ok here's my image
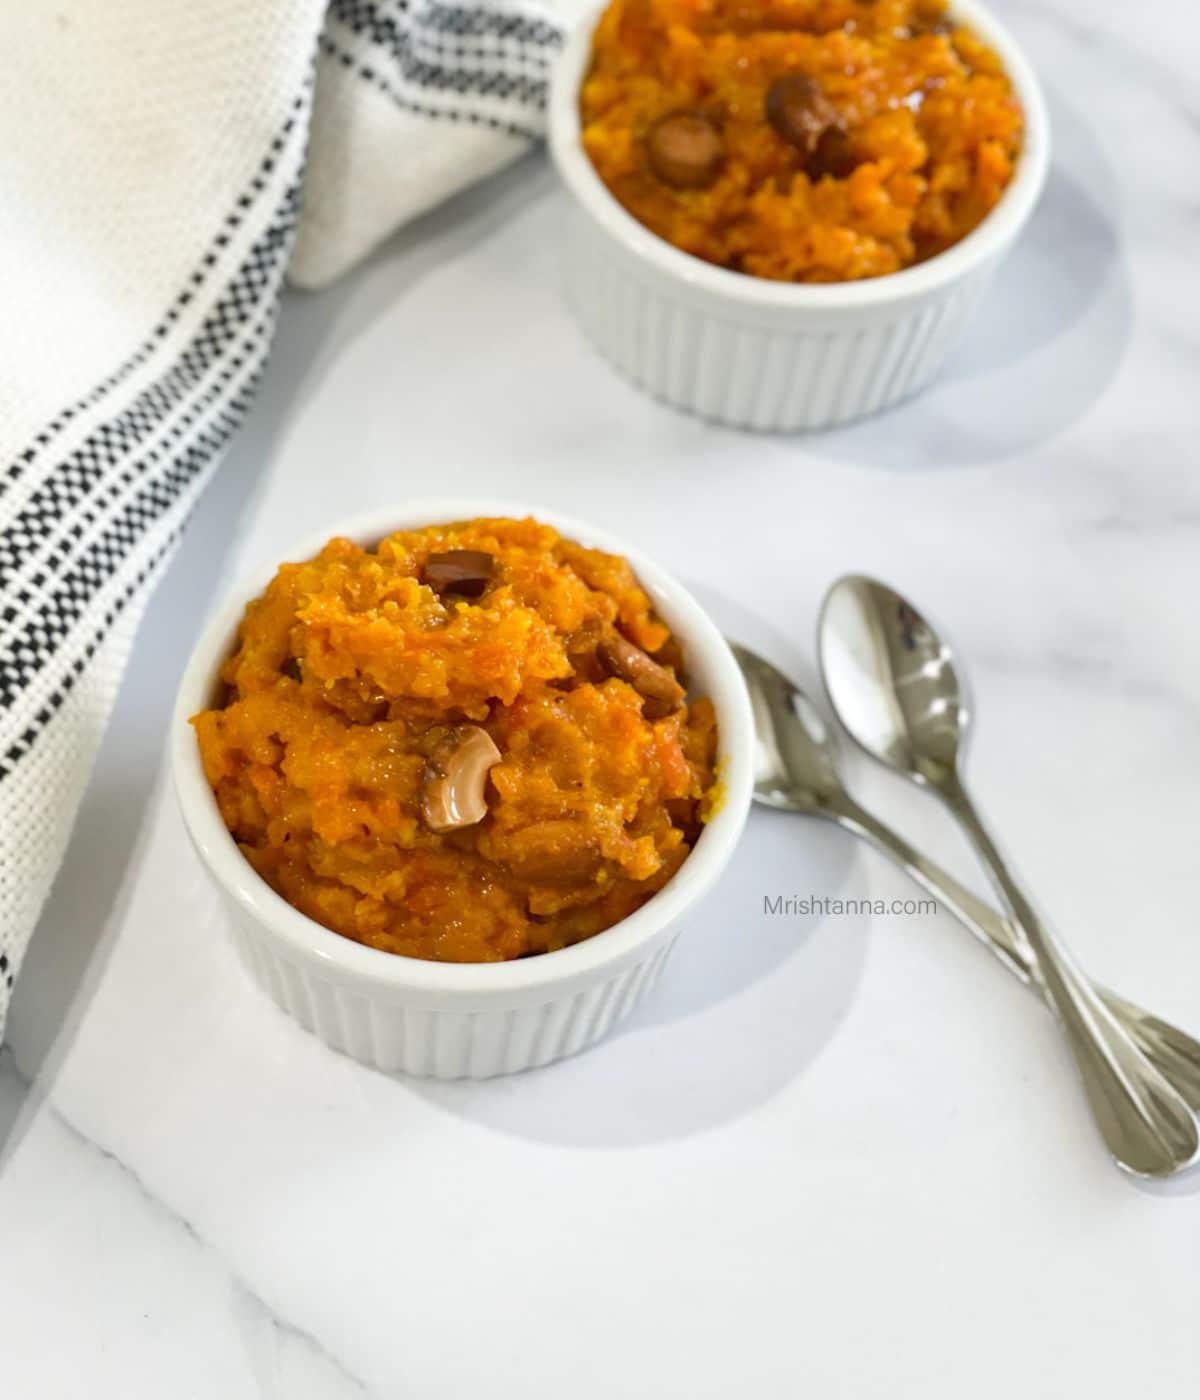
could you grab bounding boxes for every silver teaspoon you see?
[817,577,1199,1179]
[733,643,1200,1115]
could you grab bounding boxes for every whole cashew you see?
[421,726,502,833]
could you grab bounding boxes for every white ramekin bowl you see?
[172,503,754,1079]
[548,0,1049,432]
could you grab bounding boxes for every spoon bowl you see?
[732,643,845,815]
[818,575,968,792]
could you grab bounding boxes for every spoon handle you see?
[940,780,1199,1179]
[838,800,1034,982]
[836,800,1200,1110]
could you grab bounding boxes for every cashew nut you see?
[423,550,496,599]
[421,725,502,833]
[597,632,686,718]
[646,111,724,190]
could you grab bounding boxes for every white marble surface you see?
[4,2,1200,1394]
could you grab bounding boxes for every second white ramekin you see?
[548,0,1050,432]
[172,503,754,1079]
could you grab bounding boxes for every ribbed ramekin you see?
[548,0,1049,432]
[172,503,753,1079]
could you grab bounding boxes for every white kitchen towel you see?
[0,0,567,1038]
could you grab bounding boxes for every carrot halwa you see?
[192,519,719,963]
[580,0,1025,281]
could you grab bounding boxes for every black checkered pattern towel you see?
[0,0,567,1038]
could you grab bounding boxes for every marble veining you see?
[0,1051,370,1398]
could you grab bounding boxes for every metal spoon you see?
[816,577,1199,1179]
[734,642,1200,1115]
